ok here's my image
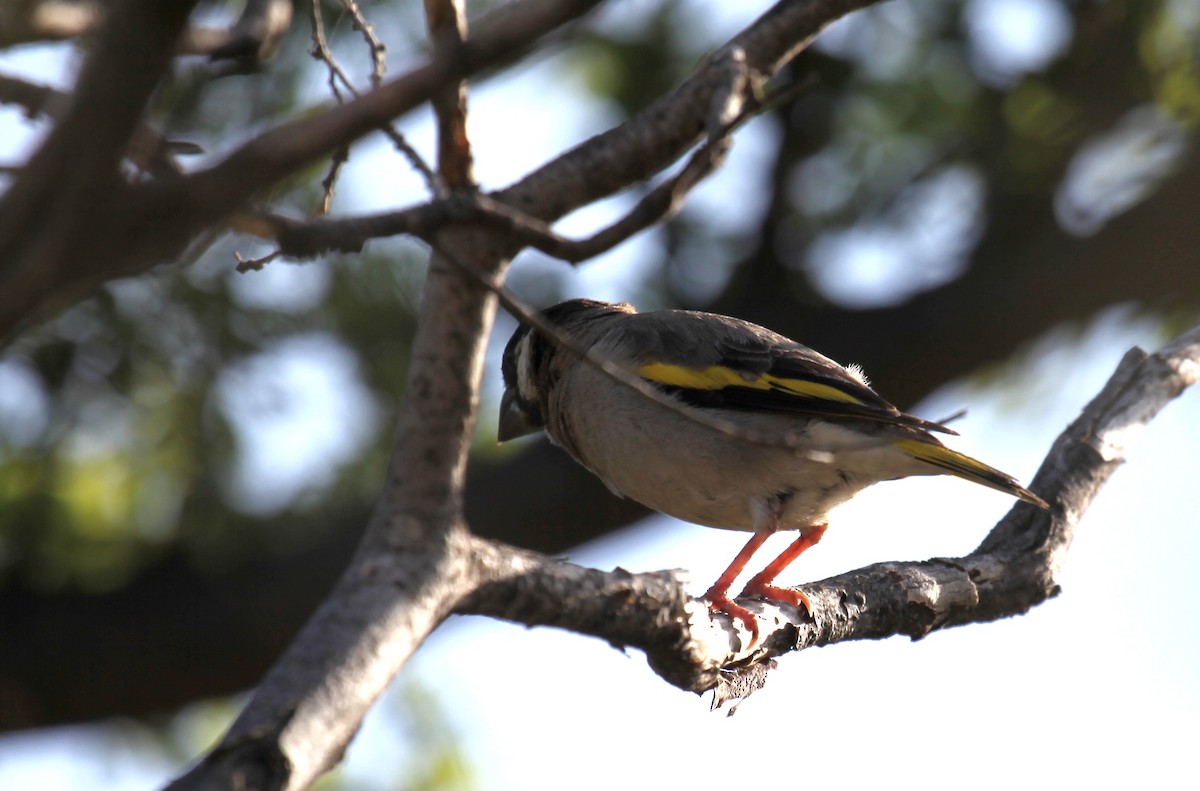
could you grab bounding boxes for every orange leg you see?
[702,530,773,643]
[738,522,828,615]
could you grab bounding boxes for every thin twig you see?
[342,0,388,88]
[309,0,348,103]
[425,0,475,191]
[308,0,439,199]
[235,249,282,272]
[306,3,355,213]
[319,144,351,215]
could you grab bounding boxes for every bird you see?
[497,298,1049,646]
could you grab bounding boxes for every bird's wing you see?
[614,310,956,434]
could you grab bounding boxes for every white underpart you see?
[515,333,540,403]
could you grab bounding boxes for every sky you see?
[1,0,1198,789]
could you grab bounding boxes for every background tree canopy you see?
[0,0,1197,788]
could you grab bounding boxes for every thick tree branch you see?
[0,0,198,335]
[458,324,1200,707]
[166,263,501,791]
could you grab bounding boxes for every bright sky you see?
[2,0,1198,789]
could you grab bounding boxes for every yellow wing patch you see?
[636,362,864,404]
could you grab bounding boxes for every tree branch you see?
[0,0,198,334]
[240,46,760,265]
[0,0,606,340]
[165,254,502,791]
[458,324,1200,708]
[425,0,475,191]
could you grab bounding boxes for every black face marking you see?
[501,300,635,434]
[501,326,545,425]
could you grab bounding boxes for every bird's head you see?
[498,299,634,442]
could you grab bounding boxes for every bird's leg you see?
[702,530,771,647]
[701,498,785,647]
[703,530,770,602]
[738,522,828,615]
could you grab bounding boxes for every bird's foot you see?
[738,580,813,617]
[703,589,761,649]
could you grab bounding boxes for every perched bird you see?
[498,299,1048,645]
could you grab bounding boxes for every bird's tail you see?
[892,438,1049,509]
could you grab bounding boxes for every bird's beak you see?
[498,388,541,442]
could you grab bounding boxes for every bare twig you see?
[309,0,353,103]
[234,249,282,272]
[318,145,351,216]
[308,0,439,197]
[381,120,442,195]
[342,0,388,88]
[307,0,354,210]
[425,0,475,191]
